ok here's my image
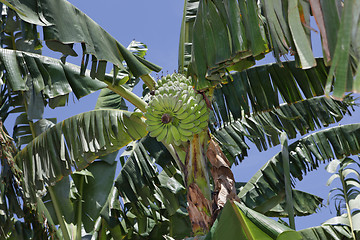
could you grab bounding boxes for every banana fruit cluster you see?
[145,74,209,145]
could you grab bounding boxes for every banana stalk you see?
[185,131,212,235]
[165,130,240,236]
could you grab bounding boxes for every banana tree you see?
[1,0,360,239]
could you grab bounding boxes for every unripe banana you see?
[145,73,210,145]
[180,134,190,143]
[146,123,162,132]
[170,125,181,142]
[165,126,174,145]
[173,100,184,112]
[156,125,168,142]
[179,122,196,130]
[180,114,196,124]
[196,111,209,122]
[149,125,164,138]
[145,119,163,127]
[176,108,191,120]
[198,121,208,129]
[177,104,190,116]
[145,112,162,122]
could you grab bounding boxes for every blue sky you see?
[4,0,360,232]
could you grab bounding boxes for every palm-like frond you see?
[187,0,359,99]
[0,48,125,149]
[41,158,118,233]
[0,48,112,144]
[15,109,147,202]
[6,0,161,80]
[212,59,329,121]
[236,184,323,217]
[238,124,360,212]
[0,7,41,53]
[98,136,190,239]
[212,95,353,163]
[298,225,354,240]
[0,48,107,98]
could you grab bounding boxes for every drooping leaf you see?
[189,0,313,89]
[298,224,353,240]
[0,48,107,99]
[188,0,360,98]
[325,0,360,99]
[178,0,199,73]
[6,0,161,80]
[14,109,147,203]
[212,59,330,122]
[0,7,41,53]
[253,189,323,217]
[191,0,269,89]
[42,176,74,225]
[72,160,117,233]
[212,95,353,163]
[260,0,293,62]
[99,136,190,239]
[236,181,323,218]
[238,124,360,213]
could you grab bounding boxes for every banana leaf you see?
[212,95,354,163]
[178,0,199,72]
[0,7,41,53]
[298,224,354,240]
[239,124,360,212]
[99,136,190,239]
[188,0,360,99]
[212,59,329,122]
[0,48,107,98]
[5,0,161,80]
[14,109,147,203]
[203,201,301,240]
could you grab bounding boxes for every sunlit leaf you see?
[15,110,147,202]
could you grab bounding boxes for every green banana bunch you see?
[145,74,209,145]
